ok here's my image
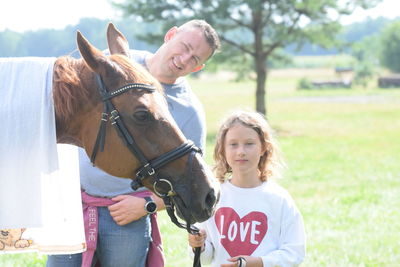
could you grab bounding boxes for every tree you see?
[0,30,21,57]
[380,21,400,73]
[114,0,379,115]
[351,35,379,88]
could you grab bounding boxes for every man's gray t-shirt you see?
[79,50,206,197]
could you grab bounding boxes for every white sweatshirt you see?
[195,180,306,267]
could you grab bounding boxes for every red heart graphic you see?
[214,207,268,257]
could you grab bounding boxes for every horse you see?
[1,23,218,225]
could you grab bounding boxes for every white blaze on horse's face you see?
[71,23,219,223]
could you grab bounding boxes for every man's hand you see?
[108,195,147,225]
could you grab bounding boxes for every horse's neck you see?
[53,57,96,145]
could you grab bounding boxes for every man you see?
[47,20,220,267]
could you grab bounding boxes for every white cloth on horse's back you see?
[0,57,57,228]
[0,57,86,254]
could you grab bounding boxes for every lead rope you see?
[187,151,202,267]
[193,247,202,267]
[162,199,201,267]
[158,150,202,267]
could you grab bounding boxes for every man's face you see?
[160,27,213,79]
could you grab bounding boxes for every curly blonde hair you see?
[213,110,285,183]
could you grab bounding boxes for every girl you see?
[188,111,306,267]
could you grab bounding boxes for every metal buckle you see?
[148,166,155,176]
[110,110,120,121]
[101,112,109,122]
[136,163,155,179]
[143,163,155,176]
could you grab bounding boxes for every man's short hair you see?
[178,20,221,59]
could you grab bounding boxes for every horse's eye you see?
[133,110,152,122]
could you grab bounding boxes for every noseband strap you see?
[135,141,201,181]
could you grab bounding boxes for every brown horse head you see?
[53,23,219,223]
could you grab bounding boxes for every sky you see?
[0,0,120,32]
[0,0,398,32]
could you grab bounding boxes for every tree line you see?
[0,16,396,58]
[0,18,158,57]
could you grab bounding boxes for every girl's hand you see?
[188,228,207,251]
[221,256,263,267]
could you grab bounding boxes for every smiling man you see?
[146,20,218,83]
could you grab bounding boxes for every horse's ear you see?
[107,23,130,57]
[77,31,108,74]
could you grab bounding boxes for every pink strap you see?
[81,191,164,267]
[147,212,165,267]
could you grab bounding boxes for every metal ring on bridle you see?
[153,178,176,197]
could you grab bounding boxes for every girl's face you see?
[224,123,264,177]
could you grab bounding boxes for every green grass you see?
[0,253,46,267]
[163,73,400,266]
[2,70,400,266]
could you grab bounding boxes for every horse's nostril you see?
[205,189,217,209]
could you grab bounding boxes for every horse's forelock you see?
[53,56,89,123]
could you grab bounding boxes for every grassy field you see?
[1,68,399,266]
[164,71,400,267]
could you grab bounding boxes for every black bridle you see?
[90,74,202,266]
